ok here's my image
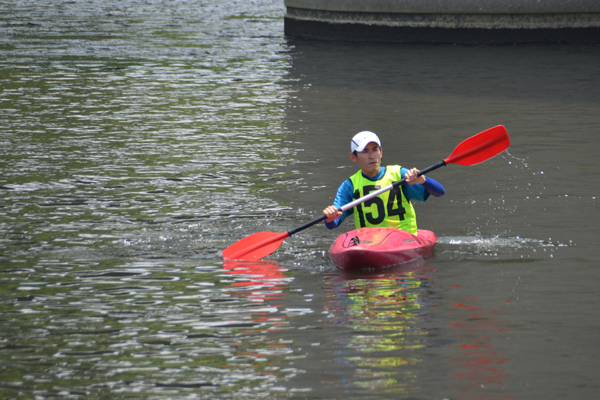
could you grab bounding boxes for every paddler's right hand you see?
[323,205,342,223]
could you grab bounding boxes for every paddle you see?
[223,125,510,261]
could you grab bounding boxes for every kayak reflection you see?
[323,263,515,399]
[321,260,430,394]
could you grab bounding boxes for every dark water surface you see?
[1,1,599,399]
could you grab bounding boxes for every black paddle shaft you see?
[287,160,447,237]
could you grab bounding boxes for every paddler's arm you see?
[421,176,445,197]
[402,167,445,201]
[323,179,354,229]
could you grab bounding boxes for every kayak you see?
[329,228,437,270]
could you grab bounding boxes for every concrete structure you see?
[284,0,600,43]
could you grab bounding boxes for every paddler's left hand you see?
[405,168,426,185]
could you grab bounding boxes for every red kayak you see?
[329,228,437,270]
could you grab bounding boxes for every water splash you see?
[437,234,571,260]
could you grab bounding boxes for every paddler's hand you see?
[405,168,426,185]
[323,205,342,223]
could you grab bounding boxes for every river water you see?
[1,1,599,399]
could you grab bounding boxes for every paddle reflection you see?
[447,287,516,397]
[322,261,430,393]
[222,260,289,301]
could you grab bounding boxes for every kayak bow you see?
[329,228,437,270]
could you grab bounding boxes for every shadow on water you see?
[273,38,600,399]
[279,39,599,251]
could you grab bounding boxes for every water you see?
[1,1,599,399]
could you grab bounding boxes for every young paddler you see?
[322,131,445,234]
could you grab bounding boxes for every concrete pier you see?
[284,0,600,43]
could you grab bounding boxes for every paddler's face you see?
[350,142,382,177]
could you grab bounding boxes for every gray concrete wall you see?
[285,0,600,14]
[284,0,600,43]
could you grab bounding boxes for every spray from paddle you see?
[223,125,510,261]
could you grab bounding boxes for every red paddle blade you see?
[222,231,290,261]
[444,125,510,166]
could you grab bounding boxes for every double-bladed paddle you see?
[223,125,510,261]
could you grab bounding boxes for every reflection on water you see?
[308,263,518,400]
[0,257,307,398]
[0,0,294,264]
[447,288,515,395]
[0,0,313,398]
[223,260,289,299]
[320,265,428,396]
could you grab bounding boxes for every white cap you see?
[351,131,381,152]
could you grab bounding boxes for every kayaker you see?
[322,131,445,235]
